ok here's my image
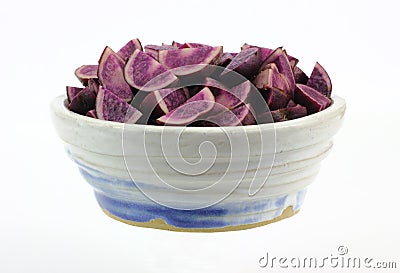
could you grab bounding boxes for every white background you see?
[1,0,399,272]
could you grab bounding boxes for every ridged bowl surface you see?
[51,95,346,232]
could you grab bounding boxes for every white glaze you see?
[51,95,346,227]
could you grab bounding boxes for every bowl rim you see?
[51,94,346,133]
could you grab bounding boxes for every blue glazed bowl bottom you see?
[97,195,300,232]
[78,162,306,232]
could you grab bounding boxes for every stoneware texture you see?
[51,95,346,232]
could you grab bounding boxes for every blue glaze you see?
[73,158,305,229]
[275,195,288,208]
[95,192,227,228]
[294,189,307,211]
[79,167,138,192]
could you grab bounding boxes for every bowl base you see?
[101,206,299,232]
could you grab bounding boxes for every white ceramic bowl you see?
[51,95,346,232]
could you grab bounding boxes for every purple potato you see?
[124,49,178,92]
[68,87,96,115]
[86,109,97,118]
[117,38,143,62]
[208,103,255,126]
[216,80,251,110]
[306,62,332,98]
[140,87,189,119]
[219,52,238,67]
[263,62,279,74]
[286,99,296,107]
[223,47,262,79]
[66,86,83,102]
[253,65,290,95]
[282,49,299,69]
[273,73,290,94]
[204,77,228,93]
[241,44,274,63]
[243,44,298,68]
[289,58,298,69]
[259,47,296,96]
[67,39,334,125]
[96,87,142,123]
[253,69,272,90]
[205,78,251,110]
[178,42,211,49]
[156,87,215,125]
[158,46,223,75]
[171,41,183,48]
[74,65,98,86]
[144,44,177,60]
[271,104,307,122]
[255,111,274,124]
[88,78,100,94]
[294,84,331,114]
[262,87,291,110]
[293,66,309,84]
[98,46,133,101]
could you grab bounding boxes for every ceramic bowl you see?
[51,95,346,232]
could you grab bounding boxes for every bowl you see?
[51,94,346,232]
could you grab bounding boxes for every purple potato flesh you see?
[289,58,298,69]
[294,84,331,114]
[215,80,251,110]
[124,49,178,92]
[88,78,100,94]
[224,47,262,79]
[158,46,223,75]
[66,40,334,124]
[140,88,188,118]
[241,44,274,63]
[240,105,256,125]
[205,78,251,109]
[66,86,83,102]
[286,99,296,107]
[185,86,215,103]
[204,77,228,98]
[253,69,272,89]
[219,52,238,67]
[144,44,177,60]
[283,49,299,69]
[273,73,290,94]
[177,42,211,49]
[254,68,289,90]
[86,109,97,118]
[98,46,133,101]
[156,87,215,125]
[117,38,143,62]
[146,44,177,51]
[177,43,190,49]
[243,44,297,67]
[208,103,255,126]
[96,87,142,123]
[293,66,309,84]
[205,77,228,91]
[271,104,307,122]
[256,111,274,124]
[74,65,98,86]
[263,62,279,74]
[262,87,291,110]
[307,62,332,97]
[253,65,290,95]
[171,41,182,48]
[68,87,96,115]
[259,47,296,96]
